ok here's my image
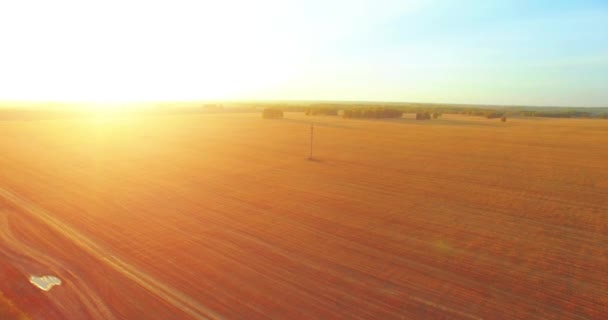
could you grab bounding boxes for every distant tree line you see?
[460,109,488,116]
[305,107,338,116]
[484,111,505,119]
[416,112,431,120]
[250,103,608,120]
[343,108,403,119]
[262,108,284,119]
[519,110,594,118]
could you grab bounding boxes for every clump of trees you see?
[262,108,284,119]
[432,112,442,119]
[485,111,505,119]
[305,107,338,116]
[520,110,593,118]
[343,108,403,119]
[461,109,487,116]
[416,112,431,120]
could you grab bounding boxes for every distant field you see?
[0,112,607,319]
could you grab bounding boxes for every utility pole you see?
[308,123,314,160]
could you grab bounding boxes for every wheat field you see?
[0,112,607,319]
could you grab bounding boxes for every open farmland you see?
[0,112,607,319]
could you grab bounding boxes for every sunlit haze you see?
[1,0,607,106]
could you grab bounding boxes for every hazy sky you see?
[1,0,607,106]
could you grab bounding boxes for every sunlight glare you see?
[0,0,300,103]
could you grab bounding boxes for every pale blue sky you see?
[0,0,606,106]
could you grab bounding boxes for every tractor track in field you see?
[0,212,117,320]
[0,186,224,320]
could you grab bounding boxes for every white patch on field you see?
[29,275,62,291]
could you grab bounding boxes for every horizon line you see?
[1,99,607,109]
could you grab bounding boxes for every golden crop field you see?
[0,112,607,319]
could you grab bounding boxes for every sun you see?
[0,0,301,105]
